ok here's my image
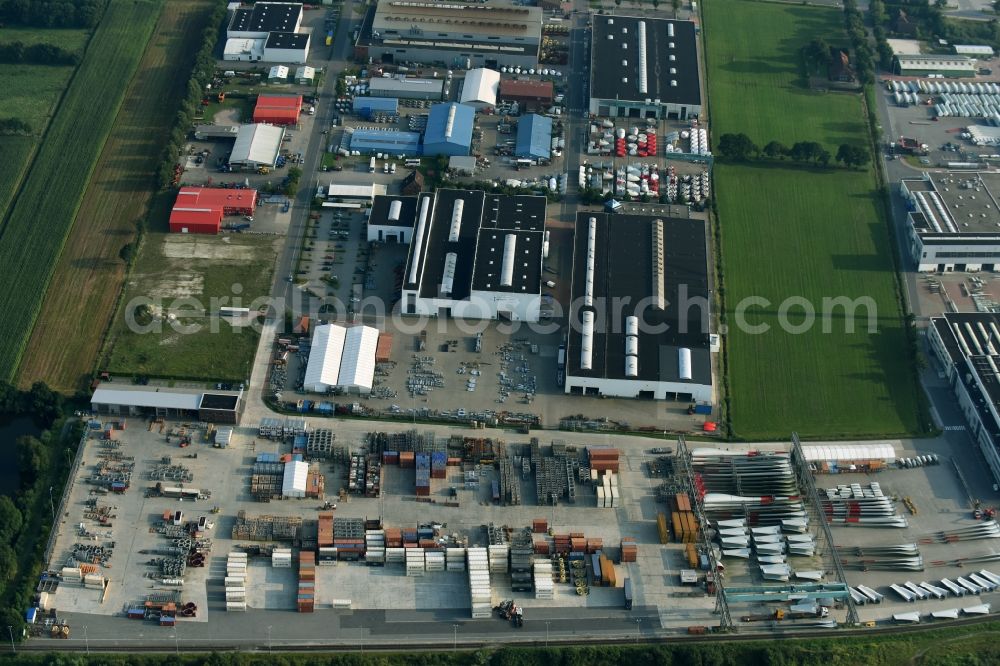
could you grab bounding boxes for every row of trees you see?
[843,0,875,85]
[0,117,31,136]
[0,41,79,65]
[0,0,105,28]
[717,133,871,168]
[156,0,230,189]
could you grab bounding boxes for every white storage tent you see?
[337,325,380,393]
[459,68,500,109]
[304,324,346,392]
[282,460,308,498]
[800,443,897,464]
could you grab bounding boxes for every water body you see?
[0,416,41,496]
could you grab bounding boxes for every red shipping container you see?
[534,541,551,554]
[532,519,548,533]
[415,485,430,496]
[400,452,415,468]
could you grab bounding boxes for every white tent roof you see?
[269,64,289,79]
[460,68,500,106]
[800,443,896,463]
[304,324,346,390]
[230,123,284,166]
[296,65,316,80]
[282,461,308,496]
[338,326,379,391]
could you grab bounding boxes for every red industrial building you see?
[252,94,303,125]
[499,80,554,113]
[168,187,257,234]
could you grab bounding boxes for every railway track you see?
[14,613,1000,654]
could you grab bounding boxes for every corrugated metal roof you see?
[460,68,500,106]
[91,387,202,411]
[515,113,552,160]
[304,324,346,390]
[353,97,399,113]
[349,129,422,155]
[326,183,387,199]
[230,124,284,166]
[423,103,474,155]
[338,326,379,391]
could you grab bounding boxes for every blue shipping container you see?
[693,404,713,415]
[591,554,602,583]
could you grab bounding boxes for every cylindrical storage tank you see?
[625,356,638,378]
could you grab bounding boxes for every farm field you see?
[17,0,220,392]
[0,29,90,232]
[704,0,923,438]
[105,233,280,383]
[0,0,163,382]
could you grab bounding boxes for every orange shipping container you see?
[375,332,393,363]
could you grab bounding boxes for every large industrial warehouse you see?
[229,123,285,170]
[168,186,257,234]
[357,1,542,69]
[90,384,244,423]
[564,212,713,401]
[225,2,310,64]
[252,94,303,125]
[304,324,381,394]
[399,189,547,322]
[423,103,475,157]
[928,312,1000,485]
[899,172,1000,272]
[589,16,702,120]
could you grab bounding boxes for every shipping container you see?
[624,578,633,609]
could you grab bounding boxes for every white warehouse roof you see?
[327,183,387,199]
[282,460,308,498]
[460,68,500,107]
[337,325,379,392]
[230,123,284,166]
[224,37,264,59]
[91,387,201,411]
[800,443,897,464]
[304,323,347,392]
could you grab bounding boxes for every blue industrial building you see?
[515,114,552,161]
[350,129,422,156]
[353,97,399,118]
[422,103,474,157]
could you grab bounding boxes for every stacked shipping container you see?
[431,451,447,479]
[620,537,637,562]
[588,447,621,473]
[298,551,315,612]
[415,452,431,495]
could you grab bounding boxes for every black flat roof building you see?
[565,212,711,400]
[265,31,309,50]
[229,2,303,36]
[589,16,702,120]
[369,195,419,228]
[400,189,547,321]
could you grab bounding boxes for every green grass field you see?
[105,233,280,382]
[705,0,924,439]
[0,27,91,53]
[0,0,163,381]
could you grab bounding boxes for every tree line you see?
[0,380,72,640]
[0,117,31,136]
[0,41,79,65]
[717,133,871,169]
[0,0,106,29]
[156,0,230,190]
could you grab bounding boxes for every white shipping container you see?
[226,601,247,611]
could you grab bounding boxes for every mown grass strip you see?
[0,0,164,381]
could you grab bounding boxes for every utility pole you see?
[7,626,15,653]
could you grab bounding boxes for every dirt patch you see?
[16,0,220,392]
[161,236,260,261]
